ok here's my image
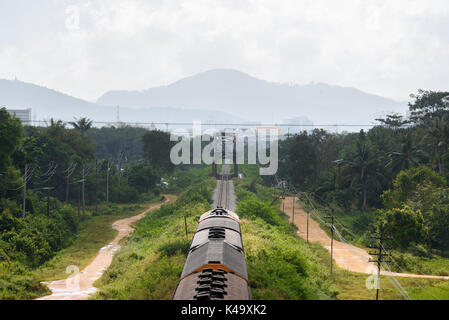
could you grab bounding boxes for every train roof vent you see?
[194,269,228,300]
[211,208,228,216]
[209,227,226,239]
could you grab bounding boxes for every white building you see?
[6,108,32,125]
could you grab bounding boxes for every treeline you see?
[276,90,449,254]
[0,110,174,271]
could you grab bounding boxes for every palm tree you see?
[69,117,93,136]
[386,131,426,175]
[425,114,449,174]
[340,132,383,210]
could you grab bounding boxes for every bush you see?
[238,199,283,226]
[0,262,49,300]
[111,185,139,203]
[0,199,79,268]
[382,166,446,209]
[158,240,191,257]
[377,206,427,249]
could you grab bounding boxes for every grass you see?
[0,200,161,300]
[236,171,449,300]
[88,165,449,301]
[240,217,337,299]
[34,202,155,282]
[333,269,449,300]
[299,195,449,278]
[91,179,215,300]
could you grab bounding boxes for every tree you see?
[409,89,449,123]
[128,163,158,193]
[0,108,23,173]
[381,165,446,209]
[406,184,449,252]
[386,131,426,175]
[142,130,175,173]
[424,114,449,174]
[286,132,316,189]
[69,117,93,136]
[377,206,427,249]
[376,113,410,131]
[340,131,383,210]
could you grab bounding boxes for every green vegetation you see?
[35,203,151,282]
[92,179,215,299]
[333,270,449,300]
[0,109,173,299]
[0,202,155,300]
[276,91,449,276]
[234,170,337,299]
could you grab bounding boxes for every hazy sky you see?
[0,0,448,102]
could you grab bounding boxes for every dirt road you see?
[281,197,449,280]
[36,197,172,300]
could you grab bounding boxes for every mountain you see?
[0,78,245,124]
[97,69,408,124]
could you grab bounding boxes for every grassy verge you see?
[91,179,215,300]
[236,167,449,300]
[234,170,337,299]
[333,270,449,300]
[299,194,449,277]
[0,200,159,300]
[34,202,155,282]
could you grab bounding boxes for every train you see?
[172,207,251,300]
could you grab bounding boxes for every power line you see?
[22,119,385,128]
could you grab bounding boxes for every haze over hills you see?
[0,69,408,127]
[98,69,408,125]
[0,78,246,125]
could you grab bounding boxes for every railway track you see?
[217,172,229,209]
[173,164,250,300]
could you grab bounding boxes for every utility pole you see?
[184,216,188,238]
[292,193,295,224]
[2,173,7,198]
[22,164,28,218]
[325,208,335,275]
[65,162,76,202]
[306,210,310,243]
[369,228,391,301]
[117,150,123,188]
[282,193,285,212]
[82,165,86,220]
[106,160,110,204]
[95,159,98,216]
[66,167,70,202]
[78,181,81,218]
[42,187,55,217]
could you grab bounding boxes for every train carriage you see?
[173,208,251,300]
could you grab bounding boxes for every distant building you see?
[6,108,32,125]
[282,116,314,136]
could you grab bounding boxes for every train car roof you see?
[200,208,240,222]
[173,269,251,300]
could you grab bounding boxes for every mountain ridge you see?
[1,69,407,125]
[97,69,407,124]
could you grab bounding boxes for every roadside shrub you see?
[238,199,283,226]
[0,262,49,300]
[111,185,139,203]
[377,206,427,249]
[158,240,190,257]
[0,200,79,268]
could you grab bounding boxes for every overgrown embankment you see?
[234,174,337,300]
[0,202,154,300]
[92,179,215,299]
